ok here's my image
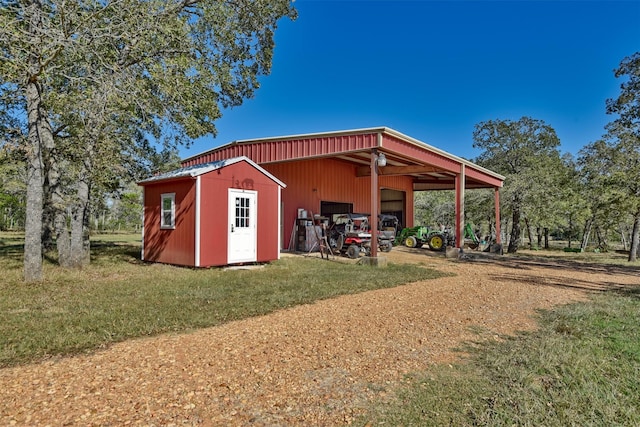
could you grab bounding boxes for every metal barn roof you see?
[181,127,504,191]
[139,156,286,188]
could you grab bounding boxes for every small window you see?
[161,193,175,229]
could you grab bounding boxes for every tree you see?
[604,52,640,262]
[576,140,619,251]
[414,191,454,227]
[473,117,562,253]
[519,152,577,249]
[556,153,589,249]
[0,0,297,280]
[0,148,25,230]
[466,189,495,235]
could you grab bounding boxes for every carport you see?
[181,127,505,258]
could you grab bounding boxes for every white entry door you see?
[228,189,257,264]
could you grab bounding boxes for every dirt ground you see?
[1,247,638,426]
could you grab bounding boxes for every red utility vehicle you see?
[328,213,394,258]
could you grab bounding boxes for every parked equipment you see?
[395,226,451,251]
[378,214,400,242]
[396,223,485,251]
[328,213,395,258]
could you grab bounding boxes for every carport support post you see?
[370,150,379,258]
[455,164,465,248]
[494,187,501,244]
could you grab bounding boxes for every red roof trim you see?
[180,127,504,188]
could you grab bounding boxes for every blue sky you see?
[182,0,640,161]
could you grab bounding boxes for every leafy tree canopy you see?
[473,116,562,252]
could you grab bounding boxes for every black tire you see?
[404,235,419,248]
[380,241,393,252]
[337,234,345,251]
[346,244,360,259]
[428,233,445,251]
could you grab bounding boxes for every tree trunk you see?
[508,206,521,253]
[24,80,45,282]
[567,214,573,248]
[620,228,628,251]
[23,0,56,282]
[581,217,593,251]
[595,225,608,251]
[70,207,85,267]
[536,226,543,249]
[47,152,72,268]
[544,227,549,249]
[69,177,91,267]
[629,210,639,262]
[524,218,534,249]
[41,172,55,252]
[55,208,72,267]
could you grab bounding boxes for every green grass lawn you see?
[358,288,640,426]
[0,232,446,367]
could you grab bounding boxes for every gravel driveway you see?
[2,247,638,426]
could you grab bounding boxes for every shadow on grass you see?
[459,251,640,298]
[0,243,23,256]
[89,241,143,264]
[0,240,143,267]
[467,251,637,275]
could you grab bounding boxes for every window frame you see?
[160,193,176,229]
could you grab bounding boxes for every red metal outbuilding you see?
[181,127,505,257]
[138,156,286,267]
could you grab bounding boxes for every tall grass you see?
[0,234,446,367]
[359,289,640,426]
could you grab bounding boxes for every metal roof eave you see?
[379,127,505,183]
[180,126,504,187]
[180,126,390,164]
[138,156,286,188]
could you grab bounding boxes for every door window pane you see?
[235,197,250,228]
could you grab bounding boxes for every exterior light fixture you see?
[377,152,387,167]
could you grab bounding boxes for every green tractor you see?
[396,223,483,251]
[395,226,450,251]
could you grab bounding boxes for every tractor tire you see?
[428,233,446,251]
[337,234,345,251]
[404,235,419,248]
[346,244,360,259]
[380,241,393,252]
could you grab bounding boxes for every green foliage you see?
[414,189,497,240]
[607,52,640,131]
[473,117,560,175]
[414,191,454,226]
[473,117,563,252]
[1,0,297,149]
[0,148,25,230]
[579,52,640,259]
[464,188,499,238]
[360,291,640,426]
[0,235,446,367]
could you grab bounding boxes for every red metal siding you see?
[143,179,196,266]
[182,129,503,191]
[381,133,503,187]
[465,166,504,188]
[263,158,414,249]
[381,134,460,173]
[197,174,228,267]
[198,161,281,266]
[182,133,379,167]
